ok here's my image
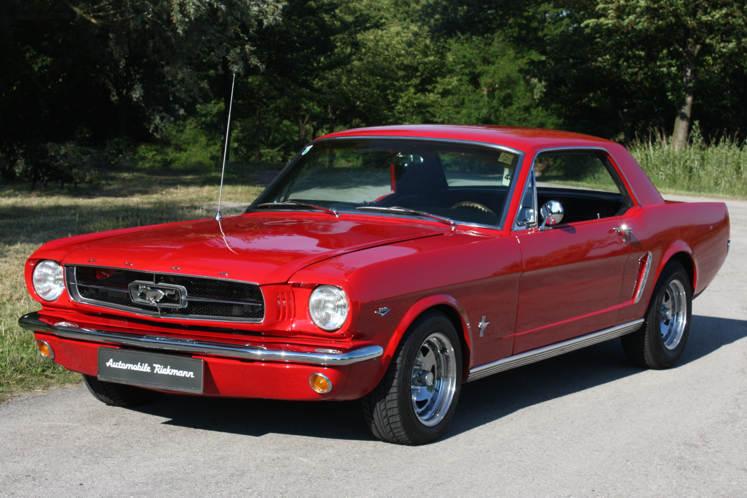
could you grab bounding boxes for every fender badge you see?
[478,315,490,337]
[374,306,390,317]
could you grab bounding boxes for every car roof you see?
[314,124,666,206]
[317,124,612,153]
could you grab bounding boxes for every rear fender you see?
[656,241,696,289]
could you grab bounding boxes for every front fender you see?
[381,294,472,370]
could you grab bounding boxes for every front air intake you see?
[66,266,264,323]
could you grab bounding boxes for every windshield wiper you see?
[255,201,339,217]
[355,206,455,230]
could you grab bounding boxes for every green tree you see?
[425,35,558,127]
[66,0,284,134]
[322,0,439,126]
[227,0,366,160]
[0,0,284,181]
[583,1,747,149]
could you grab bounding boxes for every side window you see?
[534,151,624,195]
[515,149,632,229]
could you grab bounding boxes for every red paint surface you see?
[24,126,730,400]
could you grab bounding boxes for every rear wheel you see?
[83,375,156,407]
[362,312,463,445]
[622,262,692,369]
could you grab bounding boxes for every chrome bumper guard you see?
[18,312,383,367]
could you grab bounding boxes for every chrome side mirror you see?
[539,200,564,229]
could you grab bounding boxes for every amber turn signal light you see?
[308,372,333,394]
[36,340,54,360]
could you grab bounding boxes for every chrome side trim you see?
[633,251,653,303]
[18,312,383,367]
[467,319,644,382]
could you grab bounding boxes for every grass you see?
[0,167,265,401]
[630,136,747,198]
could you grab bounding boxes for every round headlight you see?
[309,285,349,331]
[32,260,65,301]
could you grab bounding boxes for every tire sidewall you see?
[645,265,693,367]
[396,314,463,444]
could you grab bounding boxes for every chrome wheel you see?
[658,279,687,350]
[410,332,457,427]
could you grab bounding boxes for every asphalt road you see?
[1,195,745,497]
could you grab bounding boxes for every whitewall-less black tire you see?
[622,262,693,369]
[362,312,463,445]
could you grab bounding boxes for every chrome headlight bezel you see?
[308,285,349,331]
[32,260,65,301]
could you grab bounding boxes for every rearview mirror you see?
[539,200,564,229]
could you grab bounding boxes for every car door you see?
[512,148,642,354]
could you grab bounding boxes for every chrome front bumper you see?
[18,312,383,367]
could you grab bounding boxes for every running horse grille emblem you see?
[128,281,188,310]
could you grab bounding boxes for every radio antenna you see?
[215,71,236,222]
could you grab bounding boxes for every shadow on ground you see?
[130,314,747,442]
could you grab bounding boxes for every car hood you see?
[52,212,446,284]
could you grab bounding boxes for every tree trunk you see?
[672,64,695,151]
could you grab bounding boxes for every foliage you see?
[424,35,558,127]
[583,0,747,149]
[0,0,283,181]
[0,0,746,186]
[135,103,222,170]
[630,131,747,197]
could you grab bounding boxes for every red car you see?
[20,125,730,444]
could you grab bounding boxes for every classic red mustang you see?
[20,125,730,444]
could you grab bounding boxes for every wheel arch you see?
[657,242,697,291]
[383,294,472,376]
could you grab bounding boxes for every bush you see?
[135,118,219,172]
[630,131,746,197]
[0,142,99,188]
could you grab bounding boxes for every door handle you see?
[610,224,633,242]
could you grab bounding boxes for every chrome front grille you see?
[66,266,264,322]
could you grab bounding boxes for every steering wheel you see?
[450,201,497,218]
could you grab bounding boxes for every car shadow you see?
[131,314,747,442]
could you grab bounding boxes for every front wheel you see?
[362,312,463,445]
[622,262,692,369]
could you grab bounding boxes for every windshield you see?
[254,139,522,227]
